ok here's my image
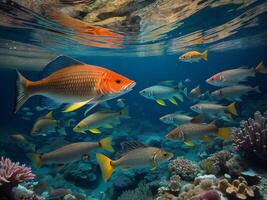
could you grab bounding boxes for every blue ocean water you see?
[0,1,267,200]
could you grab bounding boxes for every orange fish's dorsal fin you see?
[41,56,85,78]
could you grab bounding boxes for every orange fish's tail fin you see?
[202,50,208,61]
[255,61,267,73]
[218,128,231,140]
[15,70,32,113]
[96,153,114,182]
[227,102,238,116]
[30,153,43,168]
[99,137,114,153]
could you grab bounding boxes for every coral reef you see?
[0,157,35,200]
[12,184,43,200]
[168,174,181,192]
[190,190,221,200]
[199,151,233,175]
[218,176,259,200]
[117,181,153,200]
[232,111,267,161]
[168,157,199,181]
[225,156,246,175]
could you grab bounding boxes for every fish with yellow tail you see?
[31,137,114,168]
[139,81,187,106]
[96,141,173,182]
[179,50,208,63]
[165,121,231,147]
[15,56,135,114]
[73,107,129,134]
[31,111,70,136]
[206,62,266,87]
[190,102,238,117]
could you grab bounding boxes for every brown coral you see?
[218,176,258,200]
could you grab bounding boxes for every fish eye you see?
[163,153,168,157]
[115,79,121,84]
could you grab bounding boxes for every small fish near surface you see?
[31,137,114,168]
[160,112,204,126]
[139,81,187,106]
[165,121,231,147]
[73,107,129,134]
[179,50,208,63]
[31,111,69,136]
[15,56,135,114]
[211,85,261,101]
[96,141,173,182]
[190,102,238,117]
[206,61,266,87]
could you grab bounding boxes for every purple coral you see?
[190,190,221,200]
[0,157,35,200]
[232,111,267,161]
[168,157,199,181]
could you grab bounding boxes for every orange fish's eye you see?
[115,79,121,84]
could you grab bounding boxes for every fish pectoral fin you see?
[168,97,177,105]
[63,100,91,113]
[156,99,166,106]
[200,135,210,143]
[122,166,129,170]
[150,162,157,170]
[184,140,195,147]
[89,128,101,134]
[103,124,113,129]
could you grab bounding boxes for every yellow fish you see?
[179,50,208,63]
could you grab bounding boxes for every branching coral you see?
[232,111,267,161]
[0,157,35,186]
[168,157,199,181]
[0,157,35,200]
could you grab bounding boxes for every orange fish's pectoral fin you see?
[184,140,195,147]
[84,100,102,116]
[200,135,210,143]
[63,100,91,113]
[156,99,166,106]
[122,166,129,170]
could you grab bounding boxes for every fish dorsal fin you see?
[158,80,176,87]
[119,141,146,156]
[41,56,85,78]
[44,111,53,119]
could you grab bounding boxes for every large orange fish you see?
[15,56,135,113]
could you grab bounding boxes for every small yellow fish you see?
[179,50,208,63]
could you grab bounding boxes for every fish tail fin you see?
[99,137,114,153]
[15,70,32,113]
[202,50,208,61]
[30,153,43,168]
[120,106,129,117]
[96,153,114,182]
[218,128,231,140]
[254,86,261,93]
[255,61,267,73]
[227,102,238,116]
